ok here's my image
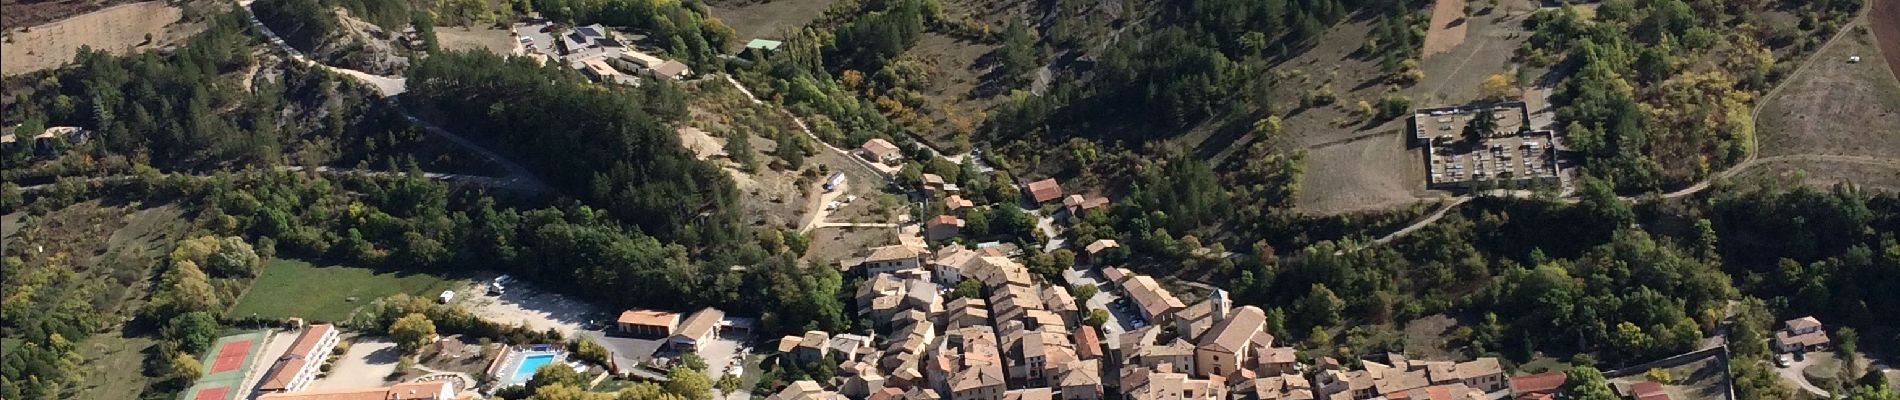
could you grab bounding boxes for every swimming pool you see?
[513,354,555,381]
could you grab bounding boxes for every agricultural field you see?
[1876,0,1900,82]
[1751,15,1900,190]
[1,1,200,76]
[703,0,835,41]
[227,259,463,322]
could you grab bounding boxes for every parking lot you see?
[459,277,607,338]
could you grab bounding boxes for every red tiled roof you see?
[1025,179,1063,203]
[1632,381,1669,400]
[1074,326,1104,360]
[260,324,335,391]
[1509,372,1567,396]
[927,215,963,228]
[618,309,679,327]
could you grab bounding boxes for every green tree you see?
[389,312,437,354]
[1299,283,1345,327]
[164,312,221,353]
[716,374,741,398]
[1073,284,1098,303]
[681,352,708,371]
[1084,309,1109,327]
[529,361,587,391]
[1565,366,1619,400]
[952,278,983,299]
[666,366,714,400]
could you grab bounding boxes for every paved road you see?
[238,1,547,192]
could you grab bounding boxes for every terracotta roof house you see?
[1063,194,1111,217]
[945,195,976,212]
[1123,275,1187,322]
[1074,326,1104,360]
[258,324,342,393]
[927,215,965,241]
[1454,358,1506,393]
[1085,239,1121,256]
[1775,316,1831,353]
[860,244,929,276]
[861,138,903,163]
[1024,179,1065,204]
[768,380,848,400]
[1506,372,1564,400]
[669,308,725,352]
[1628,381,1670,400]
[257,381,461,400]
[617,309,680,338]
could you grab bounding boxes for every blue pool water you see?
[513,354,556,380]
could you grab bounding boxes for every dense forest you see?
[404,50,744,249]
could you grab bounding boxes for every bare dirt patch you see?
[803,225,901,265]
[1870,0,1900,82]
[2,1,197,76]
[312,336,402,390]
[1752,17,1900,189]
[1296,130,1431,214]
[1400,314,1463,361]
[703,0,834,41]
[1414,0,1537,105]
[435,27,515,56]
[1421,0,1469,58]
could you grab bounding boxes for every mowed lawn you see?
[228,260,462,322]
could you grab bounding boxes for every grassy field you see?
[73,332,159,400]
[1749,16,1900,191]
[227,259,462,322]
[1756,19,1900,160]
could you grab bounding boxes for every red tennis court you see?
[210,339,252,373]
[192,387,230,400]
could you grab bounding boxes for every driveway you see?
[1777,352,1832,398]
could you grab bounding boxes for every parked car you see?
[1775,354,1793,367]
